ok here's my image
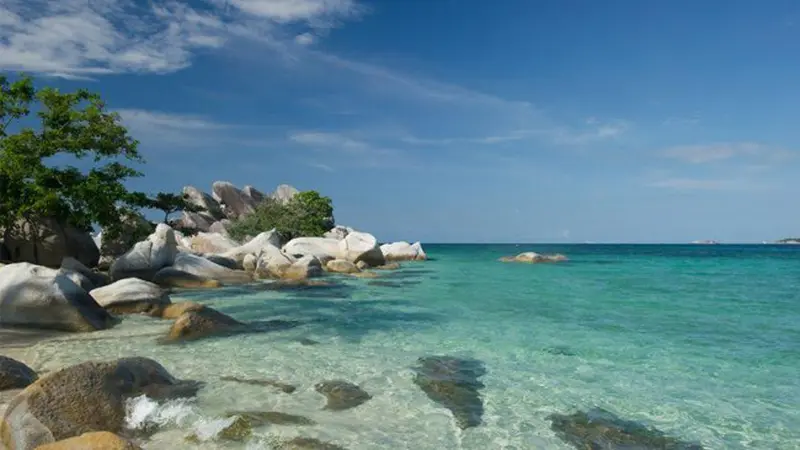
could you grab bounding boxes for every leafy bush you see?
[228,191,334,242]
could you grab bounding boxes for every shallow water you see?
[4,244,800,449]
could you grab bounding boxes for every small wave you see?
[124,395,235,442]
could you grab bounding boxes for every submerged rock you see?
[35,431,141,450]
[548,408,704,450]
[0,356,37,391]
[164,308,242,342]
[0,357,198,449]
[226,410,314,426]
[314,380,371,411]
[325,259,360,274]
[151,267,222,289]
[412,356,486,430]
[220,376,296,393]
[278,437,348,450]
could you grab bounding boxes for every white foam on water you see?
[125,395,199,430]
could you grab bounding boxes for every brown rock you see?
[279,437,348,450]
[34,432,141,450]
[0,356,37,391]
[325,259,360,274]
[156,301,206,320]
[165,308,242,342]
[151,267,222,289]
[314,380,371,411]
[220,376,296,394]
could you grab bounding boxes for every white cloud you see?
[308,161,335,172]
[115,109,233,146]
[0,0,363,77]
[289,131,369,152]
[295,32,316,45]
[662,142,794,164]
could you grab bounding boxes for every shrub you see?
[227,191,334,242]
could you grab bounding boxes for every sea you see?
[3,244,799,449]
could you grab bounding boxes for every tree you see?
[0,74,149,263]
[147,192,202,224]
[227,191,334,242]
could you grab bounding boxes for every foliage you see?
[0,74,149,248]
[228,191,334,242]
[147,192,202,224]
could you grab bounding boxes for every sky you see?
[1,0,799,243]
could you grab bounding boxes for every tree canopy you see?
[0,75,149,241]
[228,191,334,242]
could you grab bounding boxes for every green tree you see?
[227,191,334,242]
[147,192,202,224]
[0,74,149,262]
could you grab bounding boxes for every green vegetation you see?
[0,75,149,245]
[228,191,334,242]
[0,75,196,257]
[147,192,202,224]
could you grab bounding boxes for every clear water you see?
[5,244,800,449]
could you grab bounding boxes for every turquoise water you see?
[10,244,800,449]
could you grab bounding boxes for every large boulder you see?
[281,255,323,281]
[170,253,252,284]
[0,241,9,262]
[0,356,37,391]
[272,184,299,204]
[254,245,295,279]
[89,279,171,315]
[340,231,385,267]
[109,224,178,281]
[242,185,265,204]
[164,308,242,342]
[219,230,282,263]
[0,263,114,332]
[189,232,239,254]
[212,181,255,219]
[380,241,427,261]
[177,211,214,233]
[57,269,95,293]
[35,432,141,450]
[282,237,341,261]
[323,226,353,240]
[3,218,99,268]
[60,257,110,288]
[209,220,231,236]
[0,357,199,450]
[183,186,224,220]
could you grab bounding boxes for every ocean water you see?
[5,244,800,449]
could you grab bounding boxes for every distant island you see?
[776,238,800,244]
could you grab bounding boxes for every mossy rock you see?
[412,356,486,430]
[314,380,371,411]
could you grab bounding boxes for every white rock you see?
[242,185,265,204]
[190,232,240,254]
[340,231,385,266]
[282,255,323,280]
[61,256,110,287]
[109,224,178,280]
[380,241,428,261]
[324,226,354,240]
[282,237,342,261]
[0,263,113,332]
[243,253,258,272]
[90,278,170,311]
[272,184,299,204]
[326,259,360,274]
[212,181,256,218]
[219,230,281,263]
[171,252,252,284]
[255,245,295,278]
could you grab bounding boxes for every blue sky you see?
[2,0,799,243]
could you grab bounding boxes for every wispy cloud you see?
[662,142,795,164]
[307,161,335,172]
[0,0,364,77]
[289,131,370,152]
[116,109,233,146]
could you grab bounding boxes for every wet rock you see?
[314,380,371,411]
[373,262,402,270]
[61,257,110,288]
[170,252,252,285]
[261,279,336,291]
[348,271,379,279]
[499,252,568,263]
[339,231,384,267]
[281,255,323,280]
[548,408,704,450]
[151,267,222,289]
[278,437,348,450]
[367,280,404,288]
[35,431,141,450]
[220,376,296,393]
[0,357,198,449]
[0,356,37,391]
[412,356,486,430]
[218,415,252,441]
[325,259,360,274]
[543,346,577,356]
[154,301,206,319]
[164,308,242,342]
[380,241,427,262]
[226,411,314,426]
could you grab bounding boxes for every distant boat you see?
[691,240,719,244]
